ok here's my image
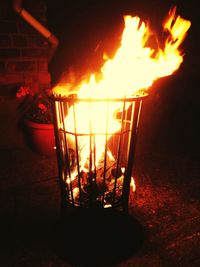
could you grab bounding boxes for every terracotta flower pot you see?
[25,119,56,156]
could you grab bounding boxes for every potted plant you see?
[16,84,56,156]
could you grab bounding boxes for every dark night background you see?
[46,0,200,158]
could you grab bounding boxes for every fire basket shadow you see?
[53,93,148,212]
[53,208,145,265]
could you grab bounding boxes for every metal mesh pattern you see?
[53,94,147,211]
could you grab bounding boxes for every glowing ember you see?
[130,177,136,192]
[53,7,191,207]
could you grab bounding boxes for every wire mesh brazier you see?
[53,93,147,212]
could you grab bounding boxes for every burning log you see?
[66,149,126,207]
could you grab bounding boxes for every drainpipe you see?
[13,0,59,59]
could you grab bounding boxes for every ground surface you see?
[0,143,199,267]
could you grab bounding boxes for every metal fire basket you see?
[53,93,147,212]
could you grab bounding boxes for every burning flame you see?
[130,177,136,192]
[54,7,191,98]
[53,8,191,199]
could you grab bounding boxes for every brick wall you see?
[0,0,51,150]
[0,0,51,95]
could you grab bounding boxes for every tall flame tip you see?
[53,7,191,98]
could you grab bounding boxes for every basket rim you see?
[52,92,149,102]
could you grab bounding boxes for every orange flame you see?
[53,8,191,189]
[130,177,136,192]
[54,7,191,98]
